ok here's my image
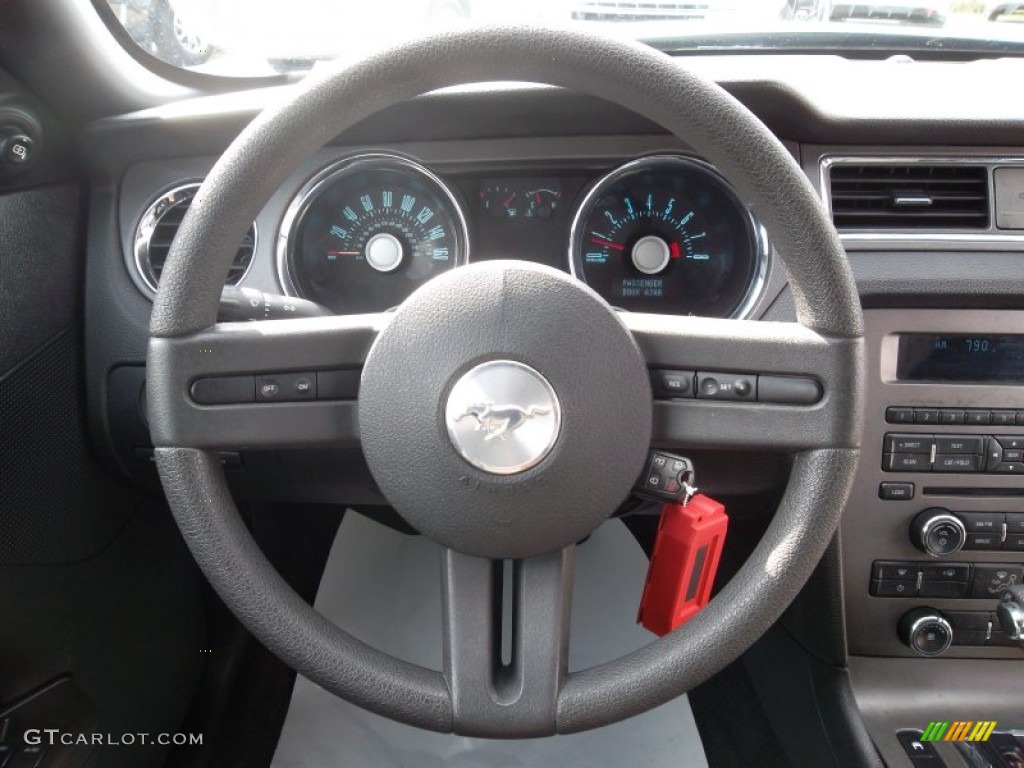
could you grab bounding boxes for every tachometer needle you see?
[590,237,625,251]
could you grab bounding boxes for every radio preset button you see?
[939,409,966,424]
[965,410,992,425]
[997,436,1024,450]
[886,406,915,424]
[914,409,940,424]
[992,410,1017,427]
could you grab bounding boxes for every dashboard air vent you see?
[828,163,990,230]
[134,183,257,293]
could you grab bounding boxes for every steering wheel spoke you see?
[442,546,574,738]
[146,314,384,450]
[624,313,863,452]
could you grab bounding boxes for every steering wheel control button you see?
[444,360,561,476]
[256,372,316,402]
[651,369,695,398]
[879,482,915,500]
[899,609,953,656]
[911,509,967,557]
[190,375,256,405]
[696,371,756,402]
[316,369,360,400]
[756,376,821,405]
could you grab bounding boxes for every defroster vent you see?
[134,182,257,293]
[828,162,990,230]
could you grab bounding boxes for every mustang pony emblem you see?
[454,403,551,441]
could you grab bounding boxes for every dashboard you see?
[125,149,768,319]
[68,57,1024,768]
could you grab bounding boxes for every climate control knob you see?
[899,608,953,656]
[910,508,966,557]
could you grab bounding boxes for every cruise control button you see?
[970,564,1023,598]
[879,482,915,500]
[257,379,282,401]
[934,436,984,455]
[933,454,981,473]
[884,434,933,454]
[653,370,695,398]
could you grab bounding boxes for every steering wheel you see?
[146,26,864,738]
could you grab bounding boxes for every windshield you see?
[102,0,1024,76]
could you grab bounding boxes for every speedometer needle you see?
[327,250,360,256]
[590,237,625,251]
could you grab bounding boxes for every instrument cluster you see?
[276,152,768,318]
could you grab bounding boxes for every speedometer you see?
[278,154,468,314]
[569,156,766,318]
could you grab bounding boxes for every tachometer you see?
[569,156,766,318]
[279,154,468,314]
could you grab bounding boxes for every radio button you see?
[993,462,1024,474]
[914,409,940,424]
[934,436,984,455]
[964,532,1003,550]
[958,512,1005,533]
[1018,411,1024,426]
[933,454,982,473]
[939,409,966,424]
[884,434,933,454]
[996,436,1024,450]
[1003,449,1023,462]
[986,437,1004,470]
[965,410,992,425]
[886,406,915,424]
[879,482,915,500]
[1005,534,1024,552]
[1006,513,1024,535]
[884,453,931,472]
[992,410,1017,427]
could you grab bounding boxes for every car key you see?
[634,450,697,504]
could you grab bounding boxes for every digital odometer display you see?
[282,155,467,314]
[569,156,763,317]
[897,334,1024,383]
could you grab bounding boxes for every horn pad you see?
[358,261,652,559]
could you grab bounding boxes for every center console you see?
[843,309,1024,660]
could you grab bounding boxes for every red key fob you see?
[637,494,728,637]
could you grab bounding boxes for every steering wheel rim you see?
[146,25,864,737]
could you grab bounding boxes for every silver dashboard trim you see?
[275,152,471,301]
[566,154,770,320]
[819,154,1024,247]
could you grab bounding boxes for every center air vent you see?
[134,183,257,293]
[827,162,990,230]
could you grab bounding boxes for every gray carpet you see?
[273,512,707,767]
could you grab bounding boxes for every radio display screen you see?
[898,334,1024,383]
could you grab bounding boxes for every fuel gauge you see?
[480,184,520,219]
